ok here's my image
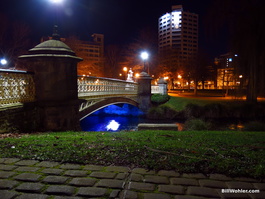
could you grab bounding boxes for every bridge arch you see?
[79,97,139,120]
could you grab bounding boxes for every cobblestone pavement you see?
[0,158,264,199]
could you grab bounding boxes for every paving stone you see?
[106,166,130,172]
[0,190,19,199]
[83,165,104,171]
[36,161,60,168]
[131,168,155,175]
[0,165,18,171]
[41,168,64,175]
[14,160,39,166]
[0,171,16,179]
[253,183,265,191]
[170,177,199,186]
[0,158,7,163]
[60,163,82,170]
[157,170,180,177]
[109,189,120,198]
[217,189,251,199]
[15,182,45,193]
[16,193,49,199]
[54,197,83,199]
[130,174,143,182]
[90,171,116,179]
[69,177,97,186]
[42,176,69,184]
[128,182,155,191]
[199,179,227,188]
[15,166,40,172]
[144,175,169,184]
[14,173,42,182]
[0,179,19,189]
[77,187,107,197]
[158,185,185,194]
[187,186,220,198]
[3,158,20,164]
[233,177,259,182]
[120,190,138,199]
[143,193,171,199]
[116,173,129,180]
[249,192,265,199]
[226,181,255,189]
[96,179,125,189]
[209,174,233,181]
[45,185,75,196]
[175,196,210,199]
[64,170,88,177]
[182,173,206,179]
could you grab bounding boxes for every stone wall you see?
[0,103,39,133]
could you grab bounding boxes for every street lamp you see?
[123,67,128,80]
[0,58,7,66]
[50,0,64,4]
[140,51,149,73]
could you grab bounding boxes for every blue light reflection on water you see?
[80,104,145,132]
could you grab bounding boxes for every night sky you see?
[1,0,227,58]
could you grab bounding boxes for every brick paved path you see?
[0,158,264,199]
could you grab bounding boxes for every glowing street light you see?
[140,51,149,73]
[0,58,7,66]
[50,0,64,4]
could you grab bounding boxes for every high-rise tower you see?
[158,5,198,77]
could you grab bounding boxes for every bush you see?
[151,94,170,105]
[243,121,265,131]
[184,103,203,119]
[147,105,178,120]
[183,118,211,131]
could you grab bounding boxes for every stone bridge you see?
[0,34,167,132]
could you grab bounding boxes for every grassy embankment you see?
[0,94,265,179]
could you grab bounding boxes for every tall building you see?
[158,5,198,78]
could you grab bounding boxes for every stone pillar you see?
[158,77,168,95]
[19,32,82,131]
[137,71,152,113]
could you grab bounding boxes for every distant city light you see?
[0,58,7,66]
[106,120,120,131]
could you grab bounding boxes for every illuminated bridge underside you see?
[79,96,138,120]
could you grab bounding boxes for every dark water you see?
[80,103,178,132]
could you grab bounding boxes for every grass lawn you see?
[0,130,264,179]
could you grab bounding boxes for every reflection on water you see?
[80,115,144,132]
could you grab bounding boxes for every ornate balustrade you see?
[0,69,35,106]
[78,76,138,99]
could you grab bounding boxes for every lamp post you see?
[140,51,149,73]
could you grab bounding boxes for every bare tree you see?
[0,13,31,68]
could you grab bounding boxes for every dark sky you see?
[1,0,227,58]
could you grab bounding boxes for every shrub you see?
[183,118,211,131]
[203,103,228,119]
[151,94,170,105]
[243,121,265,131]
[184,103,203,119]
[147,105,178,120]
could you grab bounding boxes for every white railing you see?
[151,85,160,94]
[0,69,35,106]
[78,76,138,98]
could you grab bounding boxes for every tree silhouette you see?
[207,0,265,102]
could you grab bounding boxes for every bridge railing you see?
[78,76,138,98]
[0,69,35,106]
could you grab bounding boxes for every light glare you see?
[50,0,64,4]
[0,58,7,65]
[141,52,149,60]
[106,120,120,131]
